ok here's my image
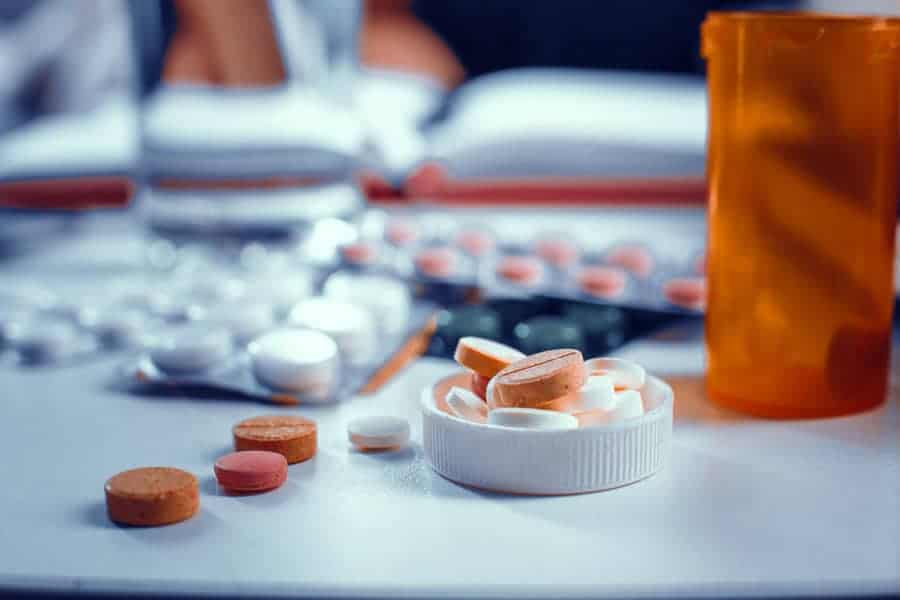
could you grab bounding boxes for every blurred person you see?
[0,0,132,133]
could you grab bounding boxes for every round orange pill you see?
[492,349,586,411]
[232,415,317,464]
[105,467,199,527]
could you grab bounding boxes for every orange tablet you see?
[233,415,317,464]
[105,467,199,526]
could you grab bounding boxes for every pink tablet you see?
[577,266,626,298]
[214,450,288,493]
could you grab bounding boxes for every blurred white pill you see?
[572,374,617,412]
[583,357,646,390]
[80,307,148,348]
[610,390,645,421]
[487,408,578,430]
[248,328,338,395]
[197,301,275,346]
[243,271,313,316]
[148,324,232,374]
[347,416,410,450]
[445,386,488,423]
[322,273,411,335]
[288,297,377,364]
[11,319,81,363]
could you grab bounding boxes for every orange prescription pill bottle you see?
[702,13,900,418]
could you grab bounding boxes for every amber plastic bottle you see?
[702,13,900,418]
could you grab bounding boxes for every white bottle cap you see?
[148,324,233,374]
[288,297,376,364]
[422,372,673,495]
[248,328,338,394]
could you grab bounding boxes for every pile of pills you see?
[338,211,707,313]
[445,336,647,430]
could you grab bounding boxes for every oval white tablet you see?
[11,319,81,362]
[347,416,410,450]
[197,301,275,346]
[610,390,645,421]
[248,328,339,394]
[322,273,411,335]
[445,386,488,423]
[571,374,616,412]
[487,408,579,430]
[583,357,646,390]
[288,297,377,364]
[148,324,233,374]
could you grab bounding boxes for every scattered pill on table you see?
[214,451,288,493]
[347,416,411,451]
[233,415,318,464]
[104,467,199,527]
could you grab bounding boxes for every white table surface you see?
[1,211,898,598]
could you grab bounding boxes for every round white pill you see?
[347,416,410,450]
[0,284,56,311]
[487,408,579,430]
[610,390,645,421]
[583,357,646,390]
[572,374,617,412]
[322,273,411,335]
[288,297,377,364]
[197,301,275,346]
[445,386,488,423]
[11,319,81,363]
[248,328,339,394]
[148,324,233,374]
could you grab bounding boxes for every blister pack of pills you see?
[338,209,707,314]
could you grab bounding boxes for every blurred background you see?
[2,0,895,212]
